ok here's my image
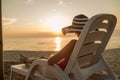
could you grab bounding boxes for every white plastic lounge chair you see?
[10,14,119,80]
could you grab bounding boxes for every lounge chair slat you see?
[84,31,107,44]
[78,43,101,57]
[90,19,110,30]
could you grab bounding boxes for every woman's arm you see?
[48,39,77,65]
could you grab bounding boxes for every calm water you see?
[3,36,120,51]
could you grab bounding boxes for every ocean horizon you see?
[3,36,120,51]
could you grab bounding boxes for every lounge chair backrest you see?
[65,14,117,75]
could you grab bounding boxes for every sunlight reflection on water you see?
[55,37,61,51]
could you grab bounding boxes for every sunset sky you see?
[2,0,120,37]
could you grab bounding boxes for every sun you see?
[46,15,68,33]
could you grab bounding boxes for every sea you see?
[3,36,120,51]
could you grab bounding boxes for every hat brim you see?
[62,25,82,35]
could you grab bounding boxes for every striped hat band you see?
[71,17,89,29]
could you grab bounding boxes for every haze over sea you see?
[3,36,120,52]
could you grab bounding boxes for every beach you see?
[4,48,120,80]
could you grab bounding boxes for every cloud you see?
[58,0,64,5]
[57,0,68,7]
[26,0,34,4]
[2,17,17,26]
[27,0,33,2]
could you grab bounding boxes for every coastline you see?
[3,48,120,79]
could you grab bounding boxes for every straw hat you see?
[62,14,89,35]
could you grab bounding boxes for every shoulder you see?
[69,39,77,44]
